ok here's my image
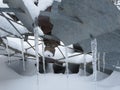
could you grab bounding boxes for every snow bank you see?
[98,71,120,87]
[0,55,120,90]
[0,56,21,81]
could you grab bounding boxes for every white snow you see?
[0,55,120,90]
[44,50,53,57]
[60,54,93,64]
[0,0,120,90]
[0,0,8,7]
[0,15,29,37]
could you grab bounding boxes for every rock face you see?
[50,0,120,46]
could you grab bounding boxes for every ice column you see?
[6,38,11,64]
[91,38,97,81]
[83,54,86,76]
[42,40,46,73]
[34,27,39,73]
[65,46,69,77]
[21,38,25,71]
[97,52,100,71]
[103,52,106,72]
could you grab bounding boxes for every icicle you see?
[97,52,100,71]
[103,52,106,72]
[83,54,86,76]
[34,27,39,74]
[65,46,69,77]
[91,38,97,81]
[21,38,25,71]
[42,40,46,73]
[6,38,11,64]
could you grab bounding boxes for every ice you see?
[65,46,69,77]
[83,54,86,76]
[21,38,25,71]
[91,38,97,81]
[34,26,44,36]
[42,41,46,73]
[34,27,39,73]
[34,27,40,90]
[97,52,100,71]
[6,38,11,64]
[103,52,106,72]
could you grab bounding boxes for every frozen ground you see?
[0,55,120,90]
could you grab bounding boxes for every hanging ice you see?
[6,38,11,64]
[97,52,100,71]
[34,27,39,73]
[91,38,97,81]
[103,52,106,72]
[21,38,25,71]
[42,40,46,73]
[83,54,86,76]
[65,46,69,77]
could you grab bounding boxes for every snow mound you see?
[99,71,120,87]
[0,56,21,81]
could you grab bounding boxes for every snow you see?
[0,15,29,37]
[2,37,43,56]
[0,55,120,90]
[2,36,92,65]
[60,54,93,64]
[0,0,8,7]
[98,71,120,87]
[23,0,62,20]
[0,0,120,90]
[44,50,53,57]
[37,0,62,11]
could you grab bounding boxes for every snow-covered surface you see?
[0,0,8,7]
[0,55,120,90]
[60,54,92,64]
[44,50,54,57]
[1,36,92,64]
[0,15,29,37]
[0,0,120,90]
